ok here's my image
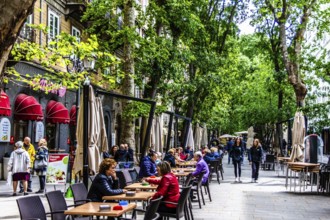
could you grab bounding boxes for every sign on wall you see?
[46,153,69,185]
[0,117,11,142]
[35,121,44,142]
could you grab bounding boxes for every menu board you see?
[0,118,11,142]
[46,153,69,185]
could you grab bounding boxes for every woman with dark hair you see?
[146,162,180,213]
[87,158,126,202]
[109,145,118,159]
[248,139,263,183]
[231,138,244,182]
[138,151,157,179]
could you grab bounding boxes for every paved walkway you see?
[1,155,329,219]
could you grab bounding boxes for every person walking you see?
[248,139,263,183]
[231,138,244,182]
[226,138,234,164]
[7,141,31,196]
[19,137,35,193]
[34,138,49,193]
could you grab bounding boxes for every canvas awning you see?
[70,105,77,125]
[46,100,70,124]
[14,94,43,121]
[0,90,11,116]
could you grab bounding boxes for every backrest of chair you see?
[196,171,205,187]
[122,169,133,184]
[46,190,67,220]
[183,173,193,187]
[177,186,192,218]
[129,168,138,182]
[116,170,127,188]
[17,196,47,220]
[143,196,163,220]
[71,183,88,205]
[266,154,275,162]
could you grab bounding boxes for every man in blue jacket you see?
[138,151,157,179]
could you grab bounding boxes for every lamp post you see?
[67,55,96,188]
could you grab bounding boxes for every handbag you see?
[34,157,48,169]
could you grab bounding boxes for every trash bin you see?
[3,157,9,180]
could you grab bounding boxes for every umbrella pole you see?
[83,80,89,189]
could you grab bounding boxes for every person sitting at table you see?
[210,147,222,159]
[138,151,158,179]
[185,146,194,160]
[87,158,126,202]
[145,162,180,214]
[163,149,176,167]
[178,147,188,161]
[192,151,210,185]
[203,148,215,164]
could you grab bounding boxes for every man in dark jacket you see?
[163,149,176,167]
[138,151,157,179]
[87,158,126,202]
[114,144,128,162]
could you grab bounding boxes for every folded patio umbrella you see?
[290,111,305,162]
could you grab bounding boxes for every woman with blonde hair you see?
[34,138,49,193]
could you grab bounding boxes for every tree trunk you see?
[120,0,135,148]
[0,0,36,82]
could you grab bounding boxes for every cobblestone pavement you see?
[1,154,329,219]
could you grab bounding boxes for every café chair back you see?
[17,195,47,220]
[120,196,163,220]
[191,171,205,209]
[71,183,91,206]
[129,168,139,182]
[46,190,90,220]
[159,186,192,220]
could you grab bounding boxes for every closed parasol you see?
[290,111,305,162]
[73,85,108,176]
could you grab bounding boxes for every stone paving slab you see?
[1,154,330,219]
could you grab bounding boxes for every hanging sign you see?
[35,121,44,142]
[46,153,69,185]
[0,118,11,142]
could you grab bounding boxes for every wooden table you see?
[103,192,155,201]
[64,202,136,217]
[285,162,320,192]
[176,161,197,167]
[276,157,291,176]
[174,168,195,173]
[173,172,191,177]
[124,182,158,191]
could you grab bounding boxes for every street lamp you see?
[66,54,96,188]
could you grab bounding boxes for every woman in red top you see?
[146,161,180,213]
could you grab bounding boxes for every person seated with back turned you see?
[203,148,215,164]
[87,158,126,202]
[163,149,176,167]
[145,162,180,214]
[138,151,158,179]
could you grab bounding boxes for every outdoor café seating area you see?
[15,156,224,220]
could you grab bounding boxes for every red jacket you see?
[147,172,180,208]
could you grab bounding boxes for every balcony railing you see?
[19,25,36,43]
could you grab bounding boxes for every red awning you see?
[0,90,11,116]
[70,105,77,125]
[46,100,70,124]
[14,94,43,121]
